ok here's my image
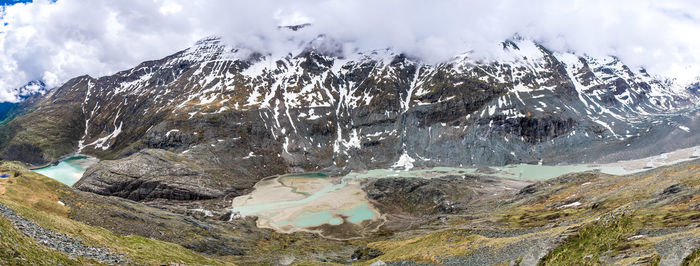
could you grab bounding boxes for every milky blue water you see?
[273,202,376,227]
[341,203,376,223]
[32,156,98,186]
[232,173,380,228]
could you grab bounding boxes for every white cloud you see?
[0,0,699,101]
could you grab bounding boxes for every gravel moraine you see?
[0,202,125,264]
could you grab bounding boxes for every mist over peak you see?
[0,0,700,101]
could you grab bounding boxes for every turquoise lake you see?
[32,156,98,186]
[276,202,377,227]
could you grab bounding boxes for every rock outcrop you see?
[364,175,532,215]
[75,149,230,201]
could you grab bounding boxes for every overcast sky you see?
[0,0,699,101]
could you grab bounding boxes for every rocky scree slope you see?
[0,36,696,203]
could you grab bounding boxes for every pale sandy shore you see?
[596,145,700,175]
[231,174,382,236]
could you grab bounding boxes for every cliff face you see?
[0,37,697,201]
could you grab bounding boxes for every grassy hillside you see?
[0,161,229,265]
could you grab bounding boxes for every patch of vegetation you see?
[683,247,700,265]
[367,229,485,264]
[245,230,363,265]
[498,208,583,228]
[635,209,700,228]
[365,225,573,265]
[540,213,657,265]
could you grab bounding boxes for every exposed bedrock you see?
[363,175,532,216]
[75,149,232,201]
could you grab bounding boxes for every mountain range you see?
[0,35,696,201]
[0,34,698,264]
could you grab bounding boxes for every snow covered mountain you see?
[0,80,47,122]
[0,36,697,200]
[10,80,47,101]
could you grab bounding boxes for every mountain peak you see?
[7,80,47,103]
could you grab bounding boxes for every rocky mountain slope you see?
[0,35,697,203]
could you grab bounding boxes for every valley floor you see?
[0,157,700,265]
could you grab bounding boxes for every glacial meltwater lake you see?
[32,156,99,186]
[231,146,700,236]
[231,172,382,235]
